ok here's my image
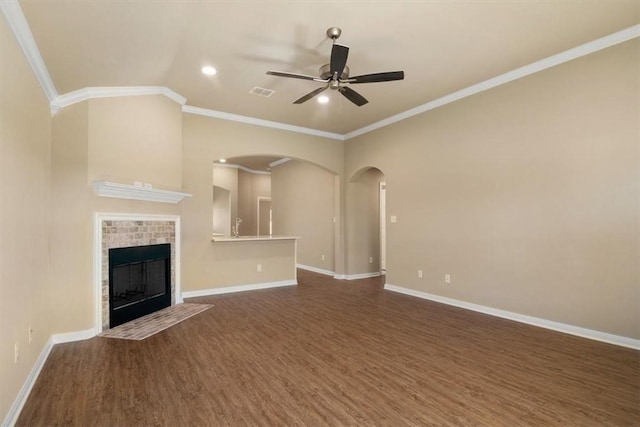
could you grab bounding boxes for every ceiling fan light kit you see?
[266,27,404,107]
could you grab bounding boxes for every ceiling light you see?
[318,95,329,104]
[202,66,217,76]
[219,158,226,163]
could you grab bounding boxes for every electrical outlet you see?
[29,327,33,343]
[14,342,19,363]
[418,270,423,279]
[369,256,373,264]
[445,274,451,284]
[321,254,325,261]
[257,264,262,272]
[390,215,397,223]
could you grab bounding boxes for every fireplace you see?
[109,243,171,328]
[96,214,179,331]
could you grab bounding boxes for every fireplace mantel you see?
[92,181,192,204]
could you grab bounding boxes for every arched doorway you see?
[347,167,386,280]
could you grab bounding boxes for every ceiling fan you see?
[266,27,404,107]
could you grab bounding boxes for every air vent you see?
[250,86,275,97]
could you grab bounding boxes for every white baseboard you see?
[296,264,382,281]
[296,264,335,277]
[384,284,640,350]
[2,336,54,427]
[182,279,297,298]
[52,328,96,344]
[340,271,382,281]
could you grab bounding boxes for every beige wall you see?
[181,114,344,290]
[213,165,238,235]
[49,96,183,334]
[88,96,182,191]
[271,160,336,271]
[197,239,296,287]
[346,168,384,275]
[49,102,91,334]
[237,170,270,236]
[0,15,53,421]
[3,20,637,423]
[345,40,639,339]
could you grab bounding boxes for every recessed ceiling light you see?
[202,66,217,76]
[318,95,329,104]
[219,158,226,163]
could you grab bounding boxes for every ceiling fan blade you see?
[330,44,349,78]
[339,86,368,107]
[348,71,405,84]
[267,70,320,81]
[293,85,329,104]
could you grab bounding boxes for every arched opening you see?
[213,155,338,275]
[347,167,386,280]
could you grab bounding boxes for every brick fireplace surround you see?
[94,213,181,331]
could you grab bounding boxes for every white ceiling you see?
[15,1,640,135]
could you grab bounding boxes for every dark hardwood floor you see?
[17,269,639,426]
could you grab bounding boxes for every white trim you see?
[92,181,192,204]
[211,235,298,242]
[213,162,271,175]
[269,158,291,168]
[297,263,335,277]
[93,213,182,333]
[51,86,187,110]
[332,272,382,280]
[4,0,637,140]
[256,196,272,236]
[343,272,382,280]
[52,329,96,344]
[2,337,54,427]
[384,284,640,350]
[294,240,298,282]
[344,24,640,140]
[182,105,345,141]
[0,0,58,105]
[182,280,297,299]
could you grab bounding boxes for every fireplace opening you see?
[109,243,171,328]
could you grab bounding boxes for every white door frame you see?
[257,196,272,235]
[379,182,386,273]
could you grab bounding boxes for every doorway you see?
[379,182,386,274]
[257,197,272,235]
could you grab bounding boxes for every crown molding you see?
[213,162,271,175]
[269,157,291,168]
[4,0,637,141]
[51,86,187,110]
[0,0,58,104]
[182,105,345,141]
[92,181,192,204]
[213,157,291,174]
[345,24,640,140]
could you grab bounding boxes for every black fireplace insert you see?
[108,243,171,328]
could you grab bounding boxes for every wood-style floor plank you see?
[17,270,639,426]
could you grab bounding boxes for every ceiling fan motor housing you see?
[319,64,349,80]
